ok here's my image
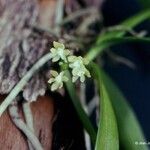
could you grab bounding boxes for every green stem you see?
[65,70,97,144]
[0,53,51,117]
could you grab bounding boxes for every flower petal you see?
[52,56,60,62]
[53,41,64,49]
[60,54,67,62]
[80,75,85,82]
[72,68,79,76]
[51,82,59,91]
[69,63,74,68]
[85,69,91,77]
[59,71,64,76]
[72,76,78,82]
[50,48,56,53]
[59,83,63,89]
[68,56,76,62]
[64,49,70,56]
[48,78,54,84]
[50,70,58,77]
[83,58,89,65]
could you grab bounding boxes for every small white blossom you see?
[50,41,70,62]
[68,56,91,82]
[48,70,68,91]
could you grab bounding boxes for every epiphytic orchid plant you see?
[0,1,150,149]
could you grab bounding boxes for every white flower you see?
[50,41,70,62]
[48,70,68,91]
[68,56,91,82]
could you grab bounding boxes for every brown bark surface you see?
[0,95,54,150]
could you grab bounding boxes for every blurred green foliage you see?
[138,0,150,9]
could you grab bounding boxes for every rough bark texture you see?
[0,0,55,101]
[0,0,103,101]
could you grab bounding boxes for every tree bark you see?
[0,95,54,150]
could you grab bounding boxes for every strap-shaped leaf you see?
[85,36,150,61]
[97,9,150,44]
[92,63,148,150]
[95,82,119,150]
[85,10,150,61]
[90,64,119,150]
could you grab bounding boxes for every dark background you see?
[102,0,150,139]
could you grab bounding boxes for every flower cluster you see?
[48,41,91,91]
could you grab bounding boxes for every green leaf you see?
[121,9,150,27]
[98,36,150,49]
[138,0,150,10]
[92,63,148,150]
[97,9,150,44]
[102,36,150,44]
[95,82,119,150]
[89,64,119,150]
[65,70,97,144]
[85,36,150,62]
[85,10,150,61]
